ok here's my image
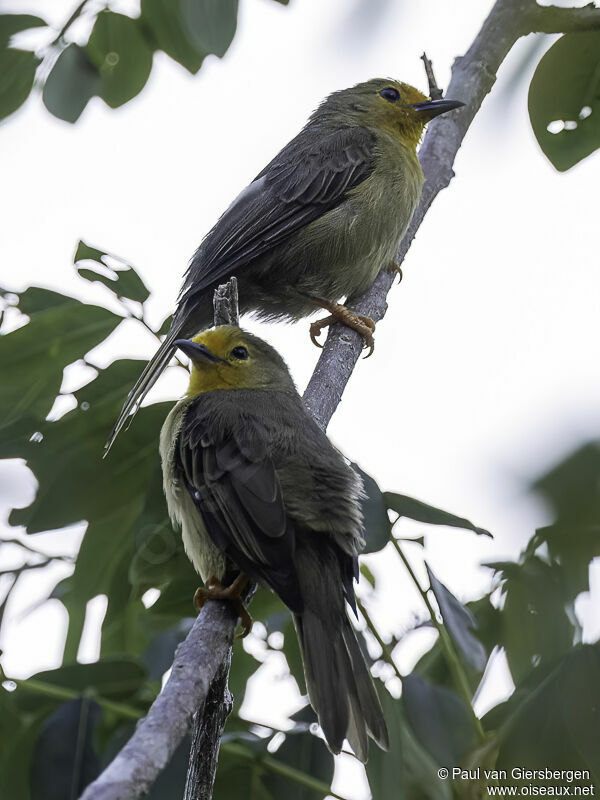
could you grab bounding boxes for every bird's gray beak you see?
[175,339,225,364]
[410,98,464,119]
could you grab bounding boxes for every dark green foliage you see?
[42,45,101,123]
[426,565,487,672]
[0,0,256,123]
[0,249,597,798]
[402,674,477,768]
[0,47,39,121]
[528,32,600,171]
[30,699,101,800]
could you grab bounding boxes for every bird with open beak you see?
[160,326,389,761]
[107,78,463,451]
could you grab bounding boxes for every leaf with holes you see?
[528,31,600,171]
[74,240,150,303]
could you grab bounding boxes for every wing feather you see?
[176,406,303,612]
[180,126,376,305]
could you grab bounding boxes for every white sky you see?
[1,0,599,797]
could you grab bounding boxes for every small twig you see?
[184,659,233,800]
[52,0,91,45]
[421,53,443,100]
[213,277,239,327]
[183,276,249,800]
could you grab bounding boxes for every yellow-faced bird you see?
[160,326,389,760]
[108,79,462,451]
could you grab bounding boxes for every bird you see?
[159,325,389,761]
[107,78,462,452]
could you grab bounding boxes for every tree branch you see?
[303,0,533,429]
[526,3,600,34]
[79,0,600,796]
[79,599,239,800]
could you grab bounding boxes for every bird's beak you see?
[409,98,464,119]
[175,339,225,364]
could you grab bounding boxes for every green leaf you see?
[263,727,334,799]
[0,292,121,442]
[180,0,238,58]
[385,492,491,537]
[213,734,271,800]
[402,674,477,768]
[366,689,404,799]
[30,699,101,800]
[86,11,153,109]
[140,0,205,73]
[531,443,600,598]
[494,645,600,784]
[426,564,487,672]
[528,31,600,171]
[0,14,46,46]
[74,240,151,303]
[0,48,38,122]
[0,693,46,800]
[367,689,452,800]
[497,556,573,684]
[353,464,392,553]
[42,44,101,123]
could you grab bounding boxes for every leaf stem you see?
[390,532,486,743]
[356,598,403,683]
[53,0,91,45]
[6,676,143,720]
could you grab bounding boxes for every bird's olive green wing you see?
[180,126,377,302]
[176,407,303,612]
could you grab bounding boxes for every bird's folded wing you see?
[181,126,377,297]
[177,408,303,612]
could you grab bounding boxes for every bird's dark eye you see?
[231,346,249,360]
[379,87,400,103]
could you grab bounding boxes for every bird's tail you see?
[104,325,183,455]
[292,540,389,761]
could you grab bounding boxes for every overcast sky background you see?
[1,0,599,796]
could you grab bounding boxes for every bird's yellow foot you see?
[193,573,253,638]
[388,260,403,283]
[309,299,376,358]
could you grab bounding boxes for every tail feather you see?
[342,622,389,750]
[293,607,388,762]
[104,326,182,454]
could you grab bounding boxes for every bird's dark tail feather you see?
[293,607,389,762]
[104,325,183,455]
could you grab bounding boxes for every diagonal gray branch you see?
[78,1,600,798]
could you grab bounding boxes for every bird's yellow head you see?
[176,326,296,396]
[313,78,463,150]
